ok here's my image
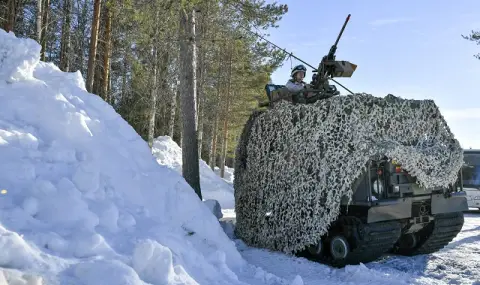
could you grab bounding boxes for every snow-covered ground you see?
[1,28,480,285]
[227,212,480,285]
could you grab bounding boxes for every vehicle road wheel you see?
[330,235,350,260]
[397,233,417,249]
[307,240,323,256]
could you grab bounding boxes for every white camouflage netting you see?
[233,93,464,254]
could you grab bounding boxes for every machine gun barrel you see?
[327,14,351,60]
[314,13,353,92]
[334,14,351,48]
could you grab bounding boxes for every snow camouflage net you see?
[233,93,464,254]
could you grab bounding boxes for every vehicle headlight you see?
[372,179,383,194]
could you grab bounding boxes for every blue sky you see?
[264,0,480,148]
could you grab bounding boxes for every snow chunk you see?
[0,268,44,285]
[152,136,183,172]
[98,202,119,232]
[21,197,39,216]
[133,240,197,285]
[0,225,44,269]
[0,29,41,82]
[290,275,304,285]
[204,199,223,219]
[71,162,100,193]
[71,232,114,258]
[118,211,136,229]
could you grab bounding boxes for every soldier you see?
[286,64,315,102]
[285,64,308,92]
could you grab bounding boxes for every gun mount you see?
[310,14,357,92]
[260,14,357,108]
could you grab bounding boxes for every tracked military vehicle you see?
[233,14,468,268]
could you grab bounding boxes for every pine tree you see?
[3,0,289,198]
[178,2,201,199]
[462,30,480,59]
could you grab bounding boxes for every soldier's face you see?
[295,72,305,81]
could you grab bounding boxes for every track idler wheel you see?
[392,211,464,256]
[306,240,324,256]
[396,233,418,250]
[329,235,350,260]
[300,216,401,268]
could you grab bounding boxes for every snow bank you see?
[152,136,235,209]
[0,29,279,285]
[215,165,235,185]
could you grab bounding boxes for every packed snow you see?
[1,28,480,285]
[152,136,235,210]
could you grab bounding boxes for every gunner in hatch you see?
[285,64,315,101]
[285,64,307,92]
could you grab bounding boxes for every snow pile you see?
[152,136,235,209]
[0,29,282,285]
[215,165,235,185]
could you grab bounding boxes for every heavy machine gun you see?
[260,14,357,107]
[310,14,357,95]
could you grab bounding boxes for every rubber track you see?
[394,211,464,256]
[308,216,402,268]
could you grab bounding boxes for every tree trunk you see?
[196,50,205,158]
[122,56,127,99]
[209,113,219,170]
[196,10,205,158]
[204,123,212,165]
[77,0,89,75]
[60,0,72,71]
[14,1,24,36]
[168,85,177,138]
[5,0,17,33]
[197,91,204,159]
[93,52,103,95]
[108,70,113,104]
[40,0,50,61]
[178,105,183,154]
[178,6,201,199]
[219,45,233,178]
[36,0,42,42]
[102,1,112,101]
[158,52,170,136]
[209,74,221,170]
[147,49,157,147]
[209,38,223,170]
[219,111,230,178]
[147,7,160,148]
[86,0,102,93]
